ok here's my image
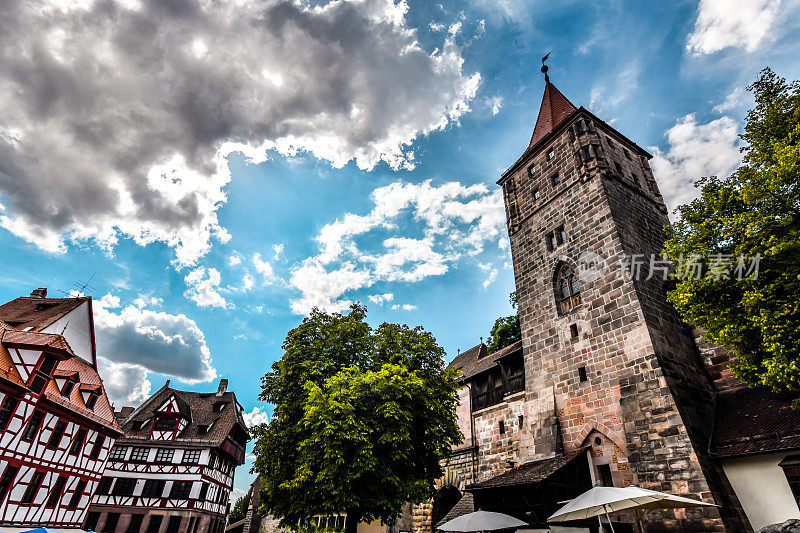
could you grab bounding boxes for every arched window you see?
[556,264,581,313]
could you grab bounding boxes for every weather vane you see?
[541,52,550,83]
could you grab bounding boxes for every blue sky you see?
[0,0,798,498]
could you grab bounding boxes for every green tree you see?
[252,305,462,533]
[486,292,521,353]
[228,488,251,524]
[664,68,800,391]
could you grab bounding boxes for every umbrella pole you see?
[603,505,616,533]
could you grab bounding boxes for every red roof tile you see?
[528,82,577,150]
[0,296,89,332]
[711,386,800,457]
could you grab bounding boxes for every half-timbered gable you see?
[88,379,249,533]
[0,290,121,529]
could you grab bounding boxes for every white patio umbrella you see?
[548,486,715,532]
[438,510,527,532]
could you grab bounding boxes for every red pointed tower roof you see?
[528,82,577,149]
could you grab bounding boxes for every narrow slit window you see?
[551,173,560,186]
[498,420,505,435]
[570,324,579,339]
[578,366,588,382]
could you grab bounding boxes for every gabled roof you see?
[711,386,800,457]
[120,382,248,449]
[449,340,523,382]
[0,296,89,332]
[528,82,577,150]
[0,308,120,434]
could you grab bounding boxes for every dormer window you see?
[61,379,76,398]
[85,392,98,410]
[154,417,177,432]
[29,354,58,394]
[214,401,228,413]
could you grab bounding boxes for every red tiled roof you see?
[0,344,26,389]
[528,82,577,150]
[45,355,119,433]
[469,447,589,489]
[0,328,74,357]
[711,386,800,457]
[0,296,89,332]
[449,340,522,382]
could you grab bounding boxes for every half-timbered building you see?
[0,289,122,529]
[87,379,248,533]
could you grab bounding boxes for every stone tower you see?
[497,80,749,531]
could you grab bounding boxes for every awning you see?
[468,447,590,490]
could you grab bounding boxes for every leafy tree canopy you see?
[252,304,462,533]
[664,67,800,391]
[228,488,251,525]
[486,292,521,353]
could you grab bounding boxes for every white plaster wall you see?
[43,301,94,365]
[723,452,800,530]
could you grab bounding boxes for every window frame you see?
[141,479,166,498]
[0,396,19,432]
[22,410,45,441]
[109,446,128,461]
[130,446,150,462]
[111,477,137,497]
[169,480,193,499]
[67,479,87,510]
[21,470,45,505]
[550,173,560,187]
[70,428,88,455]
[556,264,582,314]
[182,449,202,464]
[155,448,175,463]
[46,474,69,508]
[47,419,68,449]
[0,464,19,504]
[89,434,106,460]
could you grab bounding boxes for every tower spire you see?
[541,52,550,84]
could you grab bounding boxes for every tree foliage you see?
[228,488,251,525]
[664,67,800,391]
[486,292,521,353]
[252,305,462,532]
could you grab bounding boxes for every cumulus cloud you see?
[368,293,394,305]
[272,244,285,259]
[687,0,781,54]
[184,267,228,308]
[289,180,505,314]
[650,114,742,213]
[0,0,480,267]
[391,303,417,311]
[93,295,217,403]
[243,406,271,428]
[713,87,748,113]
[253,253,277,285]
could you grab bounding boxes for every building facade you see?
[87,379,249,533]
[419,80,765,532]
[0,289,122,529]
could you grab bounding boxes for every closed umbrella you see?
[438,510,527,532]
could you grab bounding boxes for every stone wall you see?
[501,112,749,531]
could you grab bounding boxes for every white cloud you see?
[368,293,394,305]
[650,114,742,213]
[97,356,152,406]
[290,180,505,314]
[242,272,255,292]
[478,262,498,288]
[0,0,480,267]
[391,304,417,311]
[93,295,217,403]
[228,253,243,267]
[486,96,503,115]
[253,253,277,285]
[243,406,271,428]
[272,244,285,260]
[713,87,748,113]
[184,267,228,308]
[687,0,781,54]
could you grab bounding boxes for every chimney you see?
[30,288,47,298]
[217,378,228,396]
